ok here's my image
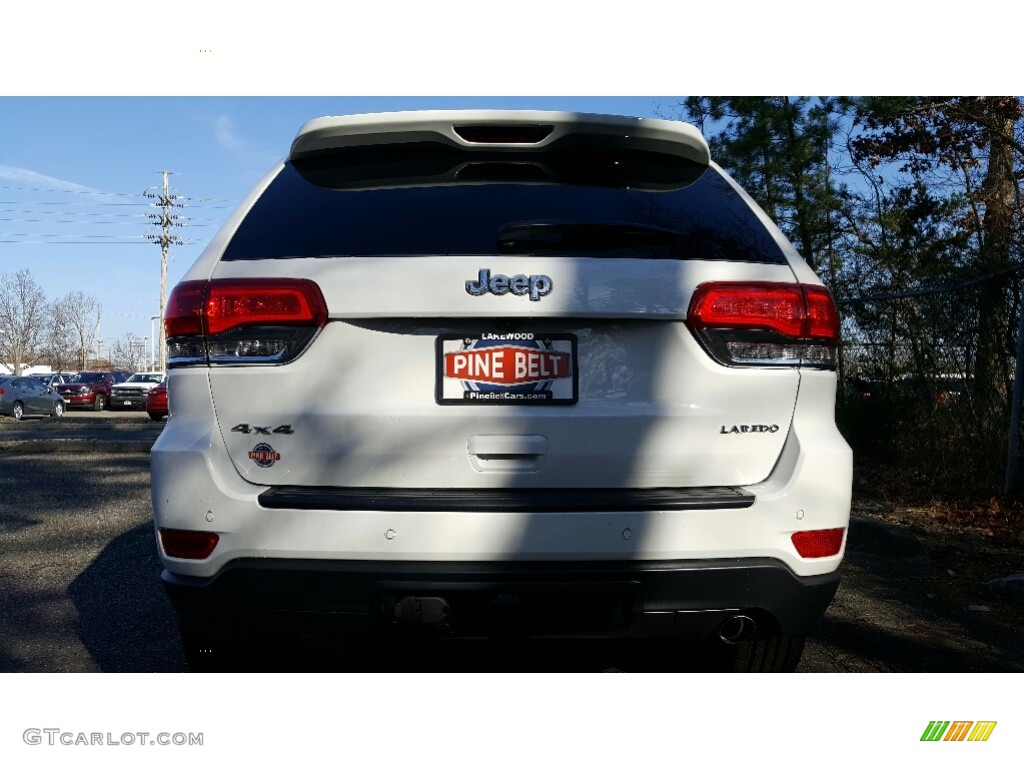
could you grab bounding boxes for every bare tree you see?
[0,269,48,374]
[110,332,148,371]
[40,299,77,372]
[54,291,102,371]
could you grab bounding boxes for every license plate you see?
[436,333,578,405]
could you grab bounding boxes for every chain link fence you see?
[835,268,1023,496]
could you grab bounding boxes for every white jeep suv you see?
[151,110,851,671]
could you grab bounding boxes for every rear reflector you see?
[791,528,845,558]
[159,529,219,560]
[686,282,840,368]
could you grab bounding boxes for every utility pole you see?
[144,171,186,372]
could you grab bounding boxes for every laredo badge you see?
[248,442,281,468]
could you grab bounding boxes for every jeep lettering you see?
[465,269,553,301]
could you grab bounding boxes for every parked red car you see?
[55,371,131,411]
[147,380,168,421]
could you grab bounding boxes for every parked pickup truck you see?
[56,371,131,411]
[110,372,166,410]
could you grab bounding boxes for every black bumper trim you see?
[164,558,839,640]
[257,486,755,512]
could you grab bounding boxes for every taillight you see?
[791,528,845,558]
[165,278,327,367]
[159,529,219,560]
[686,282,840,368]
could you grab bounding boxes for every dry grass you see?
[853,460,1024,545]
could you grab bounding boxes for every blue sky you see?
[0,96,680,349]
[0,3,1009,355]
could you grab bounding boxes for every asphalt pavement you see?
[0,410,162,454]
[1,419,1022,672]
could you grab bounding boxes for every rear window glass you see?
[221,155,786,264]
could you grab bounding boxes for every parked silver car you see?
[0,375,66,420]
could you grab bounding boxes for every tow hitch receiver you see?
[394,596,452,624]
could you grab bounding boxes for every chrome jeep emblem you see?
[465,268,552,302]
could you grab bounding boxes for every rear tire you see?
[93,394,105,411]
[148,412,164,422]
[12,401,25,421]
[52,400,65,418]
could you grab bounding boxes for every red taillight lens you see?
[791,528,845,558]
[165,278,327,367]
[686,281,840,368]
[165,280,207,338]
[803,285,841,340]
[204,279,327,335]
[688,283,806,337]
[159,529,219,560]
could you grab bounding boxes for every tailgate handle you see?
[468,435,548,472]
[468,435,548,458]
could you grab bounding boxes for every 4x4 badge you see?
[232,424,294,435]
[466,269,552,301]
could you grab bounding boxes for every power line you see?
[0,233,149,238]
[0,200,152,206]
[0,185,238,203]
[0,219,214,226]
[837,261,1024,305]
[0,219,143,224]
[0,201,235,208]
[0,210,148,216]
[0,185,142,197]
[0,240,151,244]
[0,209,223,219]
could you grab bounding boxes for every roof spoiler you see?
[289,110,711,167]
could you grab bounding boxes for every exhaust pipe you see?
[718,614,756,644]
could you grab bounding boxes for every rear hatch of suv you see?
[167,112,836,494]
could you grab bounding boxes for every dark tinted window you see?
[222,158,786,264]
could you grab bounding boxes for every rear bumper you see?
[60,394,96,406]
[163,557,840,640]
[109,397,147,409]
